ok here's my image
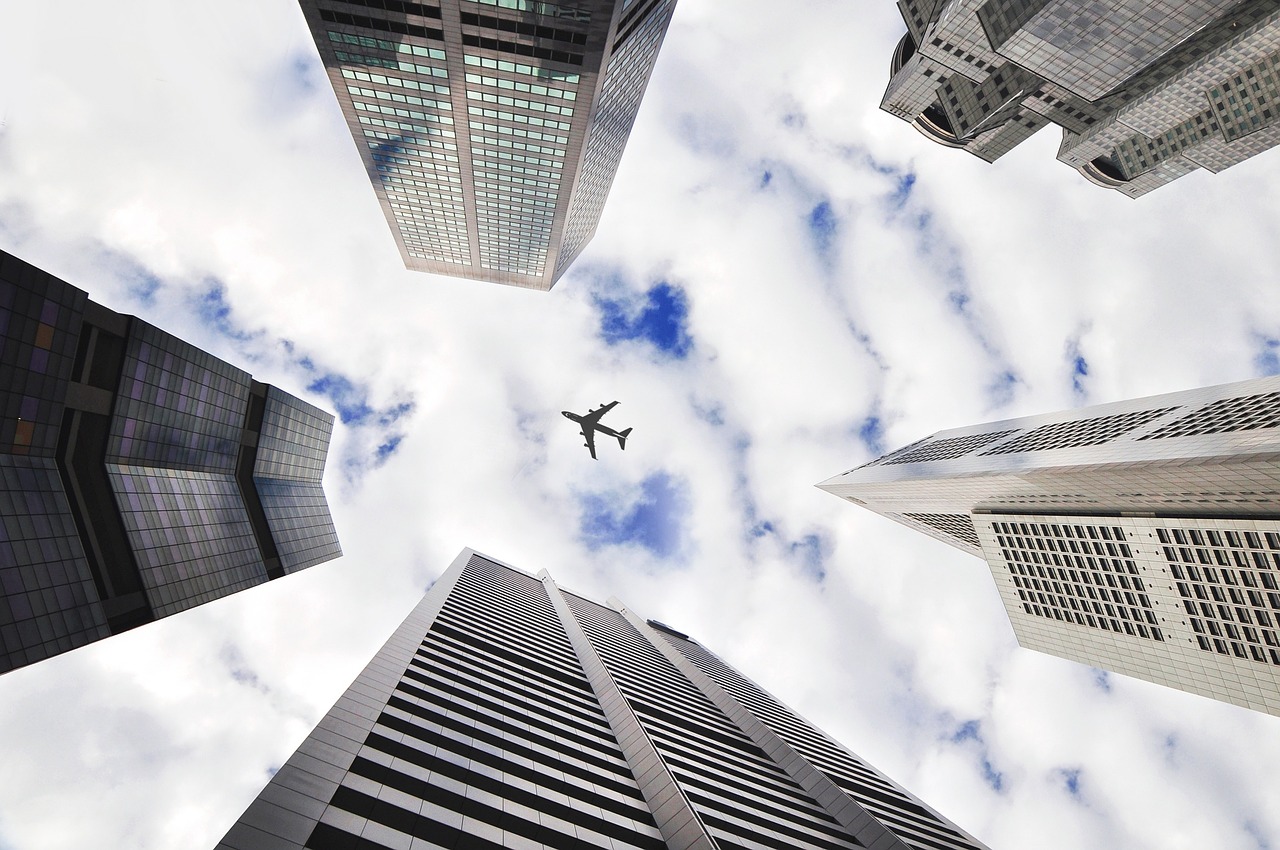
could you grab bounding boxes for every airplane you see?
[562,401,632,460]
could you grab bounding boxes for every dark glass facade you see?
[882,0,1280,196]
[0,248,342,674]
[215,550,988,850]
[298,0,678,289]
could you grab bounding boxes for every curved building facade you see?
[881,0,1280,197]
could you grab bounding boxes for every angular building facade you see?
[299,0,677,289]
[819,375,1280,716]
[0,248,341,674]
[216,549,988,850]
[883,0,1280,196]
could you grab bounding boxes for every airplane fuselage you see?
[561,411,626,440]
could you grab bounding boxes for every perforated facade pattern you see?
[1141,391,1280,440]
[978,407,1176,455]
[882,0,1280,196]
[820,375,1280,715]
[0,248,341,674]
[879,430,1018,465]
[904,513,982,549]
[300,0,677,290]
[215,550,989,850]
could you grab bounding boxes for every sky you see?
[2,1,1280,848]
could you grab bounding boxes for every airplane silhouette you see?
[562,401,632,460]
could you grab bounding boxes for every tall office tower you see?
[882,1,1280,197]
[819,375,1280,716]
[0,248,341,674]
[298,0,677,290]
[216,549,989,850]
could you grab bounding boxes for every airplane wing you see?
[581,426,598,460]
[580,400,619,426]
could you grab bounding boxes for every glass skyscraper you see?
[820,375,1280,717]
[215,549,989,850]
[299,0,677,289]
[883,0,1280,196]
[0,248,341,674]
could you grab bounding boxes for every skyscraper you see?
[819,375,1280,716]
[883,1,1280,197]
[299,0,677,289]
[215,549,988,850]
[0,248,341,674]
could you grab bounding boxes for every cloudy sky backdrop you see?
[3,1,1280,848]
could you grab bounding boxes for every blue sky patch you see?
[789,533,828,582]
[307,373,376,425]
[1066,333,1090,399]
[1092,669,1112,693]
[1056,768,1083,800]
[596,282,692,359]
[987,369,1022,409]
[579,472,688,559]
[1255,334,1280,375]
[193,281,258,343]
[950,719,1006,793]
[858,414,885,457]
[808,200,838,261]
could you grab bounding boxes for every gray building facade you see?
[299,0,677,289]
[883,0,1280,196]
[215,549,989,850]
[819,375,1280,715]
[0,248,341,674]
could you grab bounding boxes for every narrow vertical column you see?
[613,600,914,850]
[216,550,473,850]
[540,571,718,850]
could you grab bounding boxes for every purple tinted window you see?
[28,349,48,373]
[39,299,58,324]
[19,397,38,420]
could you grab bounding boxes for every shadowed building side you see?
[0,248,342,674]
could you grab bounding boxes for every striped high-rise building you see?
[215,549,988,850]
[0,248,341,674]
[819,375,1280,717]
[299,0,677,289]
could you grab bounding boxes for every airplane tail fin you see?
[617,428,632,450]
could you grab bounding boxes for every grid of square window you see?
[1158,525,1280,666]
[106,466,267,619]
[994,520,1164,642]
[107,322,252,472]
[556,0,673,276]
[0,254,88,458]
[0,457,108,674]
[252,388,341,572]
